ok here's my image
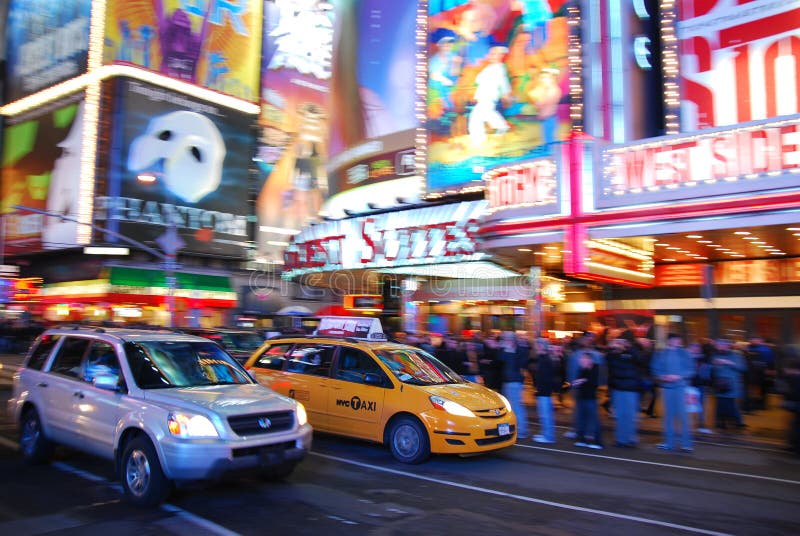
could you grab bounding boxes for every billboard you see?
[426,0,573,193]
[95,79,253,258]
[5,0,91,101]
[326,0,418,196]
[103,0,263,102]
[1,94,85,253]
[256,0,335,263]
[678,0,800,131]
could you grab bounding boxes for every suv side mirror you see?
[364,373,384,387]
[93,373,121,391]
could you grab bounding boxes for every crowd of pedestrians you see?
[394,328,800,455]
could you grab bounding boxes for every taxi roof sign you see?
[315,316,386,340]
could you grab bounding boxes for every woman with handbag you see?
[712,339,747,431]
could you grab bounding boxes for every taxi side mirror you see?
[364,373,383,387]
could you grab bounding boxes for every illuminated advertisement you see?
[1,94,85,253]
[95,79,253,258]
[256,0,335,263]
[5,0,91,102]
[564,227,655,287]
[678,0,800,131]
[326,0,417,196]
[103,0,263,102]
[484,156,561,214]
[284,200,487,277]
[427,0,573,193]
[598,115,800,209]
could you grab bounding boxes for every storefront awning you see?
[108,267,233,293]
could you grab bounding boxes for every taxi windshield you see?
[125,340,253,389]
[374,347,463,385]
[225,332,265,350]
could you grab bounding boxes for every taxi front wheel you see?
[388,416,430,464]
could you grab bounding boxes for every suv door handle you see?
[37,382,48,388]
[73,391,85,399]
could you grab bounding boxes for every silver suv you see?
[7,326,312,506]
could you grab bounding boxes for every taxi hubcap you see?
[394,424,420,457]
[126,449,151,497]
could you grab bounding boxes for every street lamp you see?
[137,174,185,328]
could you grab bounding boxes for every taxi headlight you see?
[296,402,308,426]
[430,396,475,417]
[168,412,219,439]
[497,393,513,413]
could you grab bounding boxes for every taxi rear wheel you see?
[388,416,430,464]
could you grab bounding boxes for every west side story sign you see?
[283,201,488,277]
[598,115,800,208]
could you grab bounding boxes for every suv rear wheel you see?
[388,416,430,464]
[120,436,171,507]
[19,408,53,465]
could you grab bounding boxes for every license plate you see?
[498,424,510,436]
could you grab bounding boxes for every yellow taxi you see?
[243,317,517,463]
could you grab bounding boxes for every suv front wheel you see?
[120,436,171,507]
[19,408,53,465]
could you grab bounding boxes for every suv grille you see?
[228,411,294,436]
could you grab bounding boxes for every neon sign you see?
[484,159,559,212]
[678,0,800,130]
[599,116,800,207]
[283,201,487,276]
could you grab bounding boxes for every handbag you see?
[684,386,701,413]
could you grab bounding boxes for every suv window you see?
[253,343,293,370]
[335,347,386,385]
[50,337,91,378]
[83,341,121,383]
[286,344,335,376]
[27,335,61,371]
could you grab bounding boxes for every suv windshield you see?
[125,340,253,389]
[374,347,463,385]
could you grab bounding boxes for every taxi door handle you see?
[73,391,85,399]
[37,382,48,388]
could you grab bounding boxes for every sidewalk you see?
[0,353,24,388]
[525,390,793,448]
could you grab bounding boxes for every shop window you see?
[719,314,747,342]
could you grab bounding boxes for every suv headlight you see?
[168,412,219,439]
[296,402,308,426]
[497,393,513,412]
[430,396,475,417]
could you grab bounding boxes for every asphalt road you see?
[1,384,800,535]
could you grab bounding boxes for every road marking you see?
[311,452,732,536]
[0,437,240,536]
[516,444,800,485]
[161,504,241,536]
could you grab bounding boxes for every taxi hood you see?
[420,383,506,410]
[143,384,296,416]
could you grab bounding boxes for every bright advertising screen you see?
[96,79,253,258]
[256,0,335,263]
[103,0,263,102]
[1,95,85,253]
[326,0,418,196]
[678,0,800,131]
[427,0,572,193]
[5,0,91,102]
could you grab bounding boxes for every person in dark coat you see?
[480,332,503,391]
[532,338,557,443]
[572,350,603,449]
[606,338,642,447]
